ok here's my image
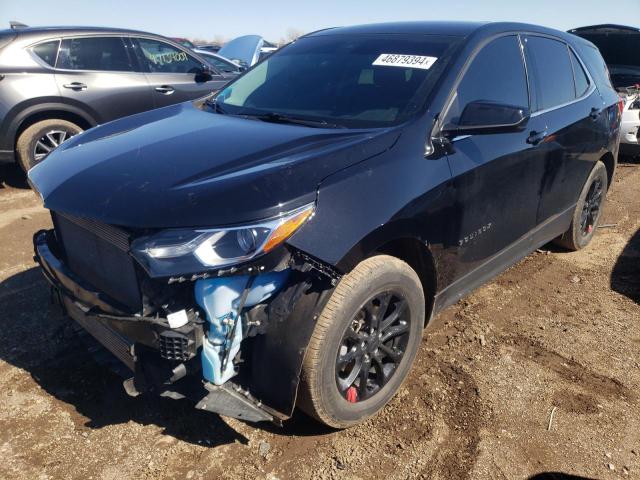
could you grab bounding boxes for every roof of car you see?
[0,25,157,38]
[307,21,487,37]
[306,21,576,41]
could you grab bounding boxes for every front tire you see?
[299,255,425,428]
[16,119,83,171]
[554,160,608,251]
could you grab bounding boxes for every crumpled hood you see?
[29,101,399,228]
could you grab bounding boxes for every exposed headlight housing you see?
[131,203,314,278]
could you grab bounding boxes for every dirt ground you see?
[0,157,638,480]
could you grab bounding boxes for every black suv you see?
[0,26,232,170]
[31,21,621,428]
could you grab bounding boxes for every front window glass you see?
[215,34,461,128]
[137,38,202,74]
[443,35,528,127]
[58,37,132,71]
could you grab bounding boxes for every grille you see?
[52,212,142,311]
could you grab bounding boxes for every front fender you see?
[287,120,452,272]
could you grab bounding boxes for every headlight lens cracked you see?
[131,203,314,277]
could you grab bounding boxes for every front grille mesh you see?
[52,212,142,311]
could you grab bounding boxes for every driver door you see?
[130,37,228,107]
[440,34,547,281]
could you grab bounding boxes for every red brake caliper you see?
[346,386,358,403]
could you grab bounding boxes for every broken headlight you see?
[131,203,314,277]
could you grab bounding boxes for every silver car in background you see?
[0,26,233,170]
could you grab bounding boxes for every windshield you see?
[215,34,461,128]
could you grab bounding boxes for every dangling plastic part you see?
[195,270,289,385]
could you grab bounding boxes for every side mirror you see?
[442,101,529,136]
[196,64,214,81]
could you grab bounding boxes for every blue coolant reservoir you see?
[195,271,289,385]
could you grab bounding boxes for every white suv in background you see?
[570,24,640,156]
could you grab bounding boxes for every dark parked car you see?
[30,21,621,428]
[0,27,232,170]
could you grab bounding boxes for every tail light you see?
[618,98,625,115]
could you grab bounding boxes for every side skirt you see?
[430,205,575,320]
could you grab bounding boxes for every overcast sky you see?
[1,0,639,42]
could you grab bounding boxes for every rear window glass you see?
[570,49,590,97]
[524,36,575,111]
[58,37,132,71]
[32,40,60,67]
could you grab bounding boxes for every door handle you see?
[63,82,87,91]
[589,107,602,120]
[526,129,548,145]
[155,86,175,95]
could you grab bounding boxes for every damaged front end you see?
[33,204,339,424]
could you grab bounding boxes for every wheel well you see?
[376,238,437,326]
[600,152,615,187]
[15,110,92,148]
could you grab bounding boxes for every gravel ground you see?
[0,158,638,480]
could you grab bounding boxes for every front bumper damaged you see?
[33,229,336,424]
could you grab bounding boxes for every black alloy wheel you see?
[336,291,410,403]
[580,177,604,236]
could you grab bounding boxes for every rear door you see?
[54,36,154,123]
[522,35,604,225]
[131,37,228,107]
[441,34,547,279]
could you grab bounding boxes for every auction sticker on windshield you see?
[373,54,438,70]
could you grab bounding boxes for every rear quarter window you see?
[32,40,60,67]
[569,49,590,97]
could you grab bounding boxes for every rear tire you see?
[299,255,425,428]
[16,119,83,171]
[554,161,608,251]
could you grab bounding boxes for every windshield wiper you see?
[245,112,347,129]
[205,98,228,115]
